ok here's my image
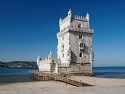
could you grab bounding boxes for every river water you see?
[0,66,125,83]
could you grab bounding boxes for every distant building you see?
[37,9,94,75]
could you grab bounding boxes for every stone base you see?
[68,72,94,76]
[58,63,93,76]
[58,72,95,77]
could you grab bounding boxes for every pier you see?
[29,70,93,87]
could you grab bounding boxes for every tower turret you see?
[37,55,41,67]
[86,12,90,28]
[68,8,72,18]
[86,12,90,21]
[59,17,62,25]
[37,55,41,62]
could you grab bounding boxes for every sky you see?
[0,0,125,66]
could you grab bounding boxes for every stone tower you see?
[57,9,94,74]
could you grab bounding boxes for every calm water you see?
[0,67,38,83]
[0,66,125,83]
[93,66,125,78]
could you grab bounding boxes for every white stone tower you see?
[57,9,94,73]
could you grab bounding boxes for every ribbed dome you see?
[47,50,54,60]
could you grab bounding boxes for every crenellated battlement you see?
[59,10,90,32]
[60,15,88,26]
[73,15,87,21]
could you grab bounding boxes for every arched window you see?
[61,44,64,52]
[78,23,82,28]
[79,35,82,39]
[80,43,84,47]
[62,54,64,58]
[79,53,82,57]
[62,36,64,40]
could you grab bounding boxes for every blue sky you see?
[0,0,125,66]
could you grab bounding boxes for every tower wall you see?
[57,32,70,66]
[57,10,94,74]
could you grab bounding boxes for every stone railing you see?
[57,26,94,36]
[58,63,70,67]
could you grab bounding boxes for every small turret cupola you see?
[50,50,52,55]
[86,12,90,21]
[59,17,62,25]
[37,55,41,61]
[47,50,54,63]
[86,12,90,28]
[68,8,72,17]
[37,55,41,67]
